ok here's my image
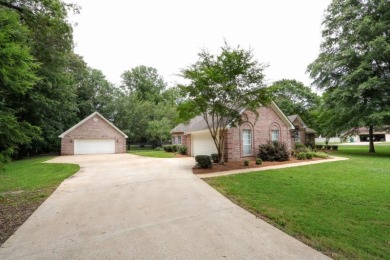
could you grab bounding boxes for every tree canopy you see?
[121,66,167,103]
[308,0,390,152]
[178,43,270,164]
[268,79,320,127]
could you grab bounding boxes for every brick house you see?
[287,115,316,147]
[59,112,127,155]
[171,102,295,162]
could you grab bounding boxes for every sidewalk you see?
[196,156,349,178]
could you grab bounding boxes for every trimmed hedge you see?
[315,145,338,151]
[195,155,212,168]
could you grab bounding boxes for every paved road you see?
[0,154,329,259]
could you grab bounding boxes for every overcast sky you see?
[66,0,331,88]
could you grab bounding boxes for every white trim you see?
[58,112,128,138]
[269,102,295,130]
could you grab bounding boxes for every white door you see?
[192,132,218,156]
[74,139,115,155]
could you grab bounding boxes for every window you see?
[177,136,182,145]
[172,137,175,144]
[242,129,252,155]
[293,130,300,142]
[271,130,279,142]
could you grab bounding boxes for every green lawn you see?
[128,150,176,158]
[205,145,390,259]
[0,157,79,245]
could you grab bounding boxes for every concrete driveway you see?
[0,154,329,259]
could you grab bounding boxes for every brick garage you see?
[59,112,127,155]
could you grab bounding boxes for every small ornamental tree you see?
[178,43,271,164]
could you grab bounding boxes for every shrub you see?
[256,158,262,165]
[332,145,338,151]
[243,160,249,166]
[163,145,173,152]
[258,141,289,162]
[294,143,304,150]
[195,155,212,168]
[211,153,219,163]
[171,145,178,152]
[297,152,306,160]
[314,152,329,158]
[178,145,187,155]
[154,147,164,151]
[306,152,314,159]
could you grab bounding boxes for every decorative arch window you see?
[270,123,280,142]
[242,124,253,155]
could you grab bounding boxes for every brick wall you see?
[225,106,292,162]
[61,116,126,155]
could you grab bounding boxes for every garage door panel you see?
[74,139,115,155]
[192,132,218,156]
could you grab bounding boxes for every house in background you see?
[171,102,295,162]
[344,127,390,143]
[287,115,317,147]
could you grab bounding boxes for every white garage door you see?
[192,132,218,156]
[74,139,115,155]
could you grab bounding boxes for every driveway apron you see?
[0,154,329,259]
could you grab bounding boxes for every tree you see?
[178,43,270,164]
[269,79,320,126]
[121,66,167,103]
[76,66,116,119]
[147,118,172,144]
[1,0,81,155]
[308,0,390,153]
[0,7,41,168]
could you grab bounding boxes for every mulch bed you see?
[193,157,325,174]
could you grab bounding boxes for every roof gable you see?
[170,101,295,134]
[59,112,128,138]
[287,114,307,128]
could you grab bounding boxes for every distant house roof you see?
[171,101,294,134]
[287,114,318,133]
[287,114,307,128]
[305,128,317,134]
[59,112,128,138]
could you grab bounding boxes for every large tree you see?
[178,43,270,164]
[0,0,81,156]
[269,79,320,126]
[0,7,40,168]
[121,66,167,103]
[308,0,390,153]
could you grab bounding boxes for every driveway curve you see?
[0,154,329,259]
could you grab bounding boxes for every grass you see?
[0,156,79,245]
[128,150,176,158]
[205,145,390,259]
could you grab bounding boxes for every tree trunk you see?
[368,125,375,153]
[218,132,225,165]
